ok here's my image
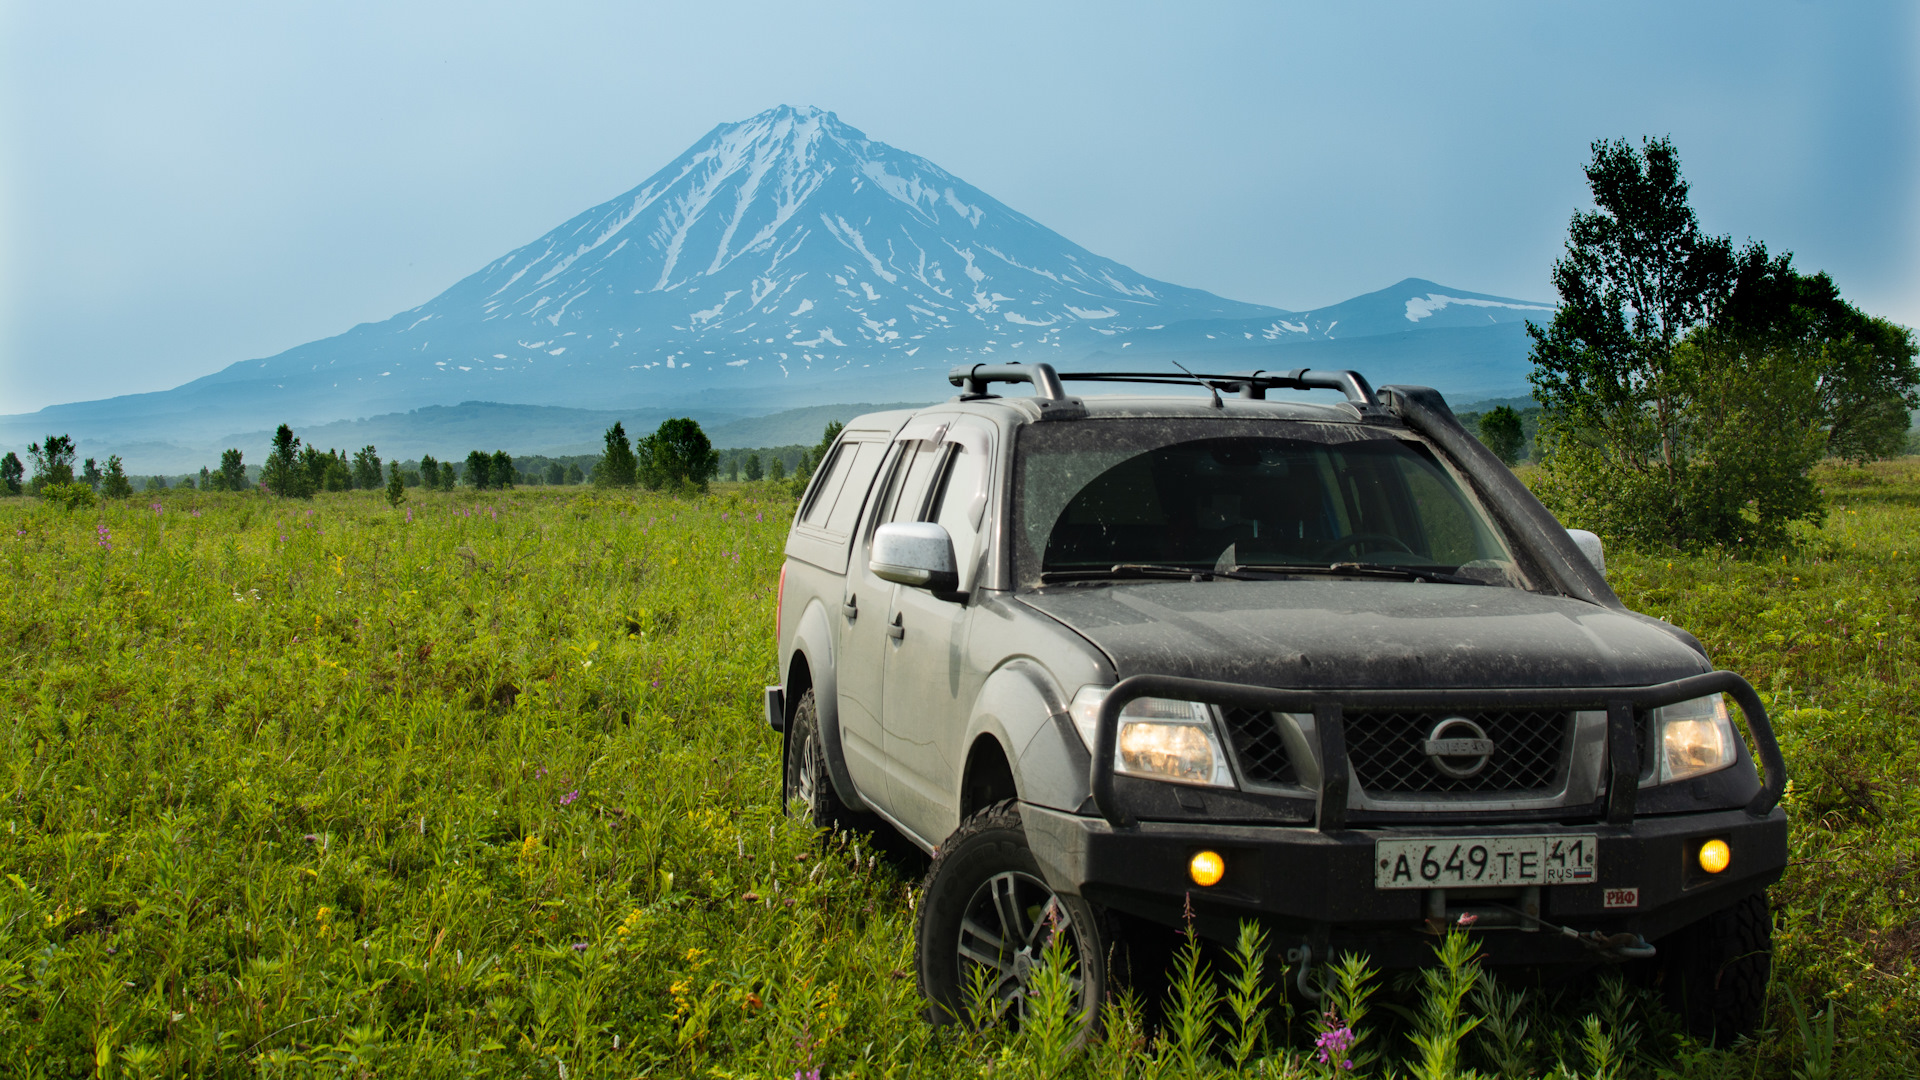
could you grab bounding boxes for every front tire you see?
[1658,891,1772,1044]
[916,800,1108,1036]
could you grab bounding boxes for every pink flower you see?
[560,789,579,806]
[1457,911,1478,927]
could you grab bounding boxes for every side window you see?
[929,445,986,586]
[798,442,854,527]
[887,441,946,525]
[822,441,885,536]
[796,437,887,541]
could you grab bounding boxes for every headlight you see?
[1068,686,1234,788]
[1655,694,1738,783]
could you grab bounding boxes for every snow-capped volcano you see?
[3,105,1556,459]
[181,105,1280,417]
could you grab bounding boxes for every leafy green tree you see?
[26,435,76,491]
[102,456,133,499]
[261,425,313,499]
[465,451,492,490]
[219,449,248,492]
[768,455,785,482]
[439,461,457,491]
[82,458,103,491]
[564,462,583,485]
[1477,406,1526,465]
[1,451,22,495]
[386,462,407,508]
[144,475,168,492]
[596,423,638,488]
[637,418,719,492]
[351,446,383,490]
[545,462,565,485]
[491,450,514,489]
[1527,136,1832,548]
[1713,256,1919,462]
[198,466,212,490]
[418,453,439,490]
[743,452,763,481]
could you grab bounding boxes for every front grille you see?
[1219,707,1298,787]
[1346,710,1569,795]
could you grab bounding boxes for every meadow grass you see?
[0,463,1916,1077]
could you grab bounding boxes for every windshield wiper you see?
[1233,562,1494,586]
[1039,563,1266,583]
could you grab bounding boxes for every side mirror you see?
[1566,529,1606,577]
[872,522,960,592]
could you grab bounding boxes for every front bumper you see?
[1021,802,1788,967]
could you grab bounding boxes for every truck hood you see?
[1016,580,1708,690]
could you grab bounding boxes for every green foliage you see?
[638,418,719,493]
[26,434,76,490]
[491,450,514,489]
[1477,406,1526,466]
[596,422,638,488]
[351,445,384,490]
[464,450,492,490]
[36,480,95,510]
[261,424,312,499]
[2,463,1918,1076]
[1160,927,1221,1077]
[385,462,406,508]
[102,455,133,499]
[218,448,248,492]
[743,452,763,481]
[1402,931,1484,1080]
[3,451,25,495]
[1528,136,1916,552]
[768,456,785,483]
[81,456,103,490]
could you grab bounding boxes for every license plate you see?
[1374,834,1598,889]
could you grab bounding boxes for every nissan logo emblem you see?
[1423,717,1495,778]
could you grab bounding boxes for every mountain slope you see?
[2,106,1556,465]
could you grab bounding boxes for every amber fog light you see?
[1698,838,1731,874]
[1189,850,1226,887]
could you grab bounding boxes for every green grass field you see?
[2,464,1916,1077]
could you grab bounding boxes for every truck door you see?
[837,420,950,800]
[881,418,995,844]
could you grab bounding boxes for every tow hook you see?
[1285,943,1321,1000]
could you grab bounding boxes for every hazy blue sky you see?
[3,1,1914,413]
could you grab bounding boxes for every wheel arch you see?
[965,658,1091,816]
[787,594,871,812]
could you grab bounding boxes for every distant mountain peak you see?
[4,106,1555,465]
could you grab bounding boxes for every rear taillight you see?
[775,563,787,646]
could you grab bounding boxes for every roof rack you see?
[948,362,1377,408]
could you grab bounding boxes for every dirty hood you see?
[1017,580,1708,689]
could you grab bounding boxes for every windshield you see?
[1012,418,1523,587]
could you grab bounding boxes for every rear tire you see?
[783,689,874,835]
[916,800,1109,1038]
[1658,891,1772,1044]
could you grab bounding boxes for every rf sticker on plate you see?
[1604,887,1640,910]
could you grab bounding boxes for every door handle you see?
[886,614,905,641]
[842,596,858,620]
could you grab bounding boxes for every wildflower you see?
[535,766,548,779]
[405,508,413,523]
[743,991,762,1010]
[1315,1021,1357,1070]
[560,789,579,806]
[1457,911,1478,927]
[95,524,113,552]
[793,1071,820,1080]
[150,503,162,514]
[572,941,588,952]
